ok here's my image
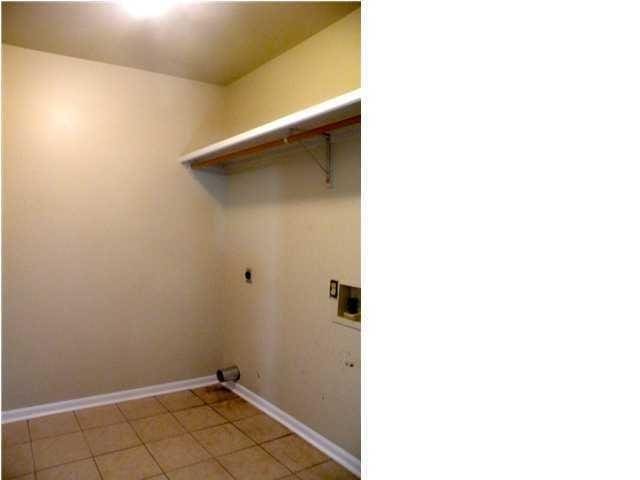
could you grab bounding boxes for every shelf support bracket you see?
[290,128,335,189]
[324,133,335,189]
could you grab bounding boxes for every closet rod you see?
[190,114,361,170]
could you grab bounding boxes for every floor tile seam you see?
[108,405,165,480]
[31,450,93,474]
[32,455,103,478]
[142,429,215,477]
[214,443,296,479]
[170,415,231,434]
[91,456,106,480]
[230,420,292,445]
[296,459,340,477]
[27,419,36,477]
[164,456,239,480]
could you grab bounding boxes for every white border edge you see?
[228,382,361,477]
[179,88,361,165]
[1,375,219,423]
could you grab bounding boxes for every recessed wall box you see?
[335,284,361,330]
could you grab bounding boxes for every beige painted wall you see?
[223,8,361,137]
[2,45,228,409]
[221,135,361,458]
[217,7,362,458]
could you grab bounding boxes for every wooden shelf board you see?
[179,89,361,170]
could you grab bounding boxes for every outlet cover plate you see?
[329,279,338,298]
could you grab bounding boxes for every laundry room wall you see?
[2,45,228,409]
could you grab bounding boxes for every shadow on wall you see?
[187,167,228,205]
[183,134,361,208]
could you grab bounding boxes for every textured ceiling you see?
[2,1,360,85]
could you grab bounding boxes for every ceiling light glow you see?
[120,0,176,18]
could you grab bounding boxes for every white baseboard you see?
[228,382,361,478]
[1,374,219,423]
[1,376,361,478]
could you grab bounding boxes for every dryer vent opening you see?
[217,365,240,383]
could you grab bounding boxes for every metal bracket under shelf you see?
[293,130,335,189]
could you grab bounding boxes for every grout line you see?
[30,452,94,474]
[162,457,236,480]
[258,432,292,444]
[212,443,294,479]
[214,461,238,480]
[260,432,295,447]
[215,443,260,458]
[72,410,90,451]
[71,407,112,478]
[91,455,106,480]
[214,456,240,480]
[28,414,92,474]
[80,420,131,434]
[26,419,36,478]
[255,442,294,475]
[187,431,257,480]
[140,439,167,476]
[120,402,166,478]
[111,401,167,478]
[89,441,145,459]
[161,404,232,434]
[27,414,82,442]
[144,431,218,477]
[297,459,334,475]
[136,430,167,476]
[34,455,102,477]
[117,396,169,422]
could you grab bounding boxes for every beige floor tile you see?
[36,458,101,480]
[218,446,290,480]
[32,431,91,470]
[297,461,358,480]
[83,422,141,455]
[262,435,328,472]
[2,421,30,447]
[212,399,261,421]
[130,413,185,442]
[166,459,233,480]
[233,414,289,443]
[147,476,168,480]
[94,446,161,480]
[146,433,210,471]
[156,390,204,412]
[192,424,255,457]
[12,474,35,480]
[192,385,238,405]
[29,412,80,440]
[117,397,166,420]
[75,404,125,430]
[173,406,226,432]
[2,443,34,478]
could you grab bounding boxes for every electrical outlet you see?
[329,279,338,298]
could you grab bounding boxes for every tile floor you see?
[1,385,358,480]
